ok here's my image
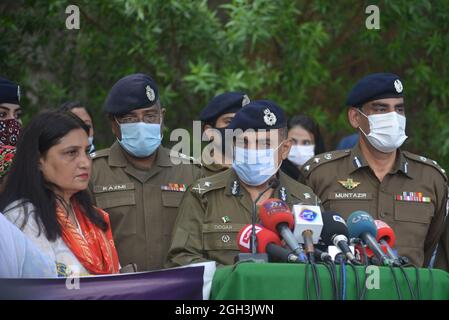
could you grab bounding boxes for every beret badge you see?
[242,94,250,107]
[146,85,155,102]
[263,108,277,126]
[394,79,403,93]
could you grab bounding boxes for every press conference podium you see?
[210,263,449,300]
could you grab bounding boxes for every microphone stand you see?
[235,178,279,263]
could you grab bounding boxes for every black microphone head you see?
[268,177,280,189]
[320,211,349,245]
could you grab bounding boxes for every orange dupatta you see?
[56,200,120,275]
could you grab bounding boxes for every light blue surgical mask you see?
[88,136,95,154]
[117,121,162,158]
[232,145,282,186]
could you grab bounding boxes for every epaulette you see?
[301,149,351,178]
[403,151,447,182]
[190,170,229,196]
[90,148,110,160]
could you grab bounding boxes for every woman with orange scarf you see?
[1,111,119,277]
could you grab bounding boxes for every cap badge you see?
[242,95,250,106]
[146,85,155,102]
[263,108,277,126]
[394,79,403,93]
[338,178,361,190]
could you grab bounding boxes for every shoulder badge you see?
[90,148,110,160]
[301,150,350,178]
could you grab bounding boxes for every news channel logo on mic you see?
[261,198,290,214]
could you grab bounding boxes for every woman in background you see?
[281,115,325,183]
[0,77,22,147]
[59,101,96,153]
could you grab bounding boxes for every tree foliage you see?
[1,0,448,169]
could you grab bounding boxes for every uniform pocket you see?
[161,191,184,208]
[393,201,434,249]
[394,201,434,224]
[202,223,245,251]
[94,191,136,209]
[93,189,137,235]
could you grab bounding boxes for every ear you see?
[161,108,166,123]
[161,108,166,134]
[348,107,361,129]
[203,124,213,141]
[280,138,292,160]
[38,156,44,171]
[111,118,122,140]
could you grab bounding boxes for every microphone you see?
[237,224,302,263]
[258,198,306,260]
[292,204,323,262]
[347,211,393,266]
[250,178,279,254]
[314,247,333,263]
[321,211,359,264]
[374,220,402,266]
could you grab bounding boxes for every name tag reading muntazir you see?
[330,192,373,200]
[94,183,135,193]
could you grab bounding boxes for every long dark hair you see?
[287,115,326,155]
[0,110,107,241]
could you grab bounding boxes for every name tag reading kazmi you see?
[93,183,135,193]
[328,192,373,200]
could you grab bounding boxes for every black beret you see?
[103,73,159,115]
[346,73,404,107]
[199,92,250,124]
[0,77,20,105]
[227,100,286,131]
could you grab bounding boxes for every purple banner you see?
[0,263,216,300]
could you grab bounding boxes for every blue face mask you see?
[117,121,162,158]
[232,146,281,186]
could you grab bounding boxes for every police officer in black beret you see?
[199,92,250,176]
[89,73,202,271]
[301,73,449,269]
[166,100,320,266]
[0,77,22,146]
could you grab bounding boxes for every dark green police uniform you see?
[302,144,448,268]
[165,169,320,267]
[90,142,201,271]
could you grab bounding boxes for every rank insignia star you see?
[338,178,361,190]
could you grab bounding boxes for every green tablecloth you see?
[211,263,449,300]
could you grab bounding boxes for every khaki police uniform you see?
[165,169,321,267]
[89,141,202,271]
[302,143,448,268]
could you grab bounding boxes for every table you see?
[211,263,449,300]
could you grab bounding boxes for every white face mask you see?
[358,110,408,153]
[288,145,315,166]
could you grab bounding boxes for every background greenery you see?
[1,0,448,170]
